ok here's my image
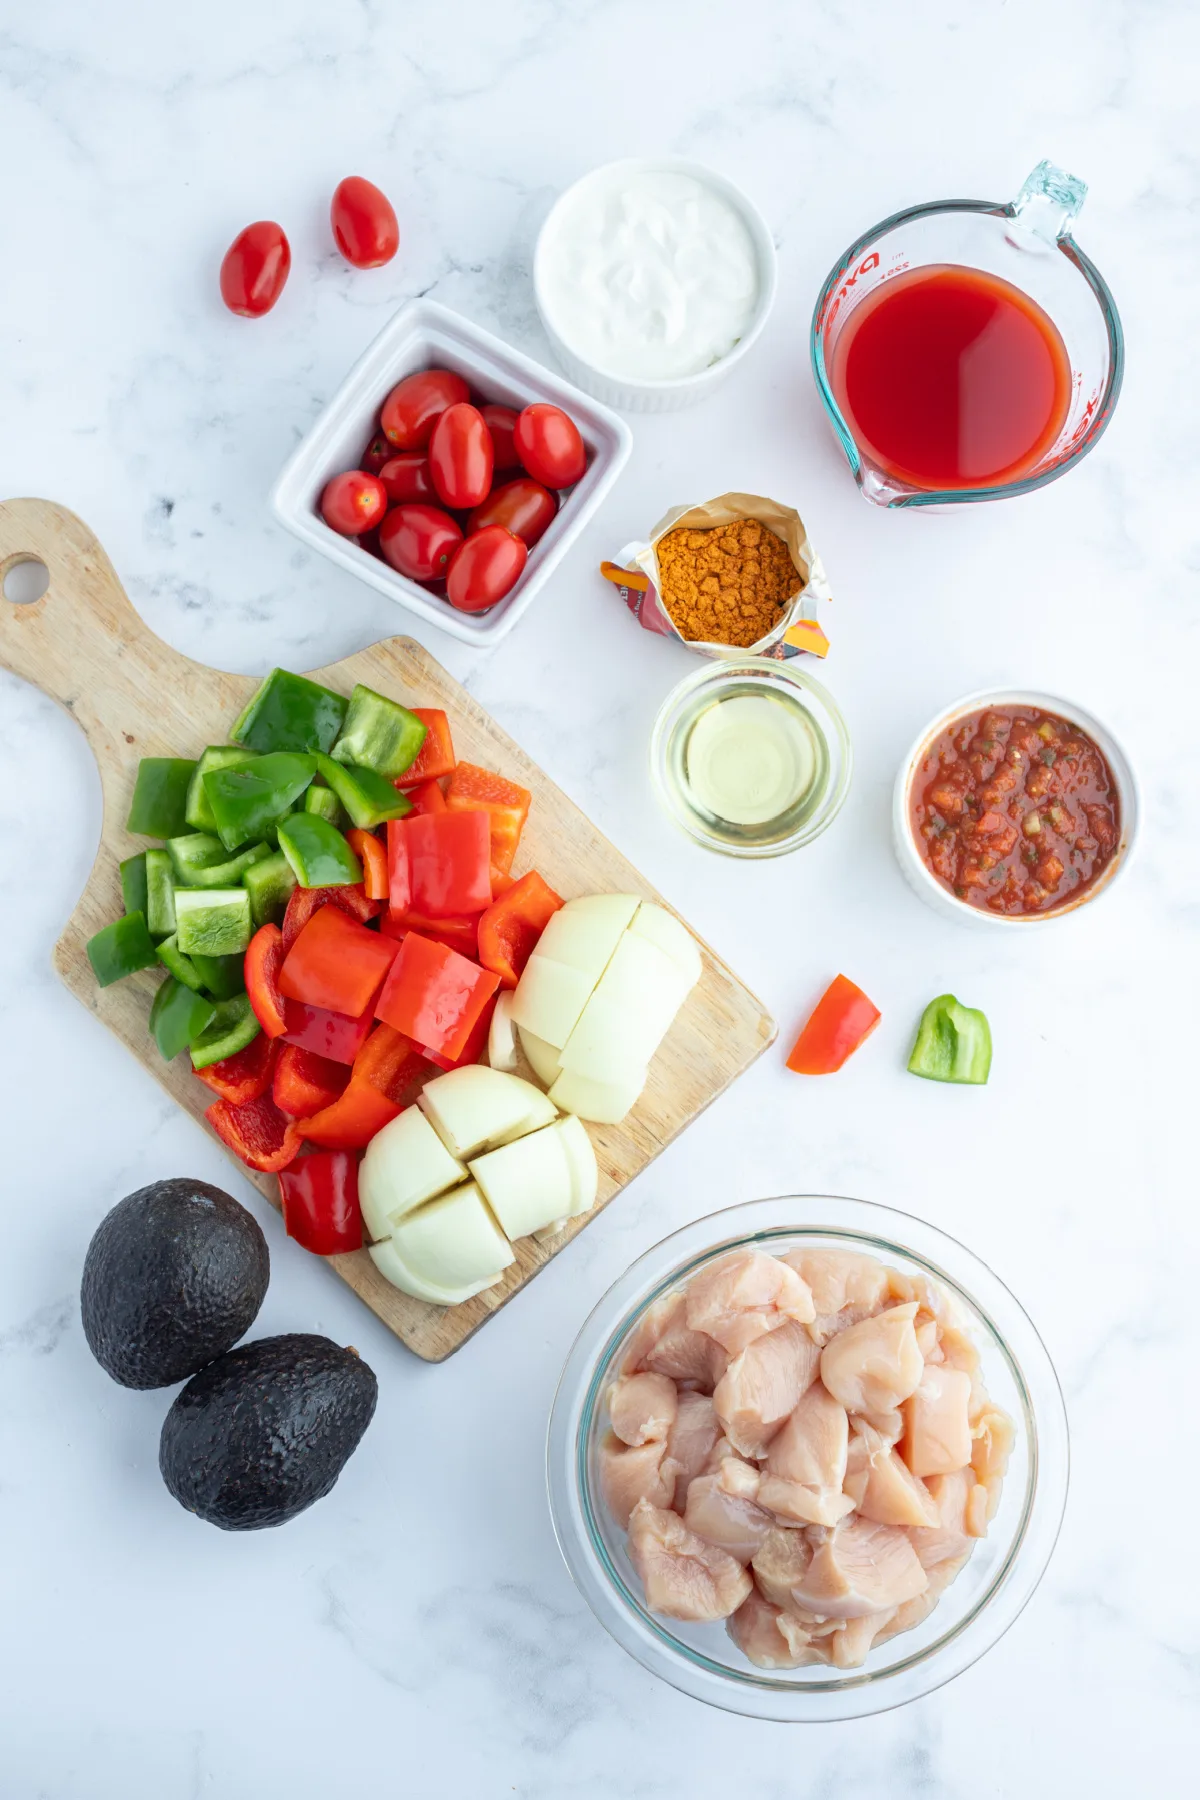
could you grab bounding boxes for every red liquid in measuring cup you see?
[829,264,1072,491]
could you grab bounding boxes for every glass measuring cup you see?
[811,161,1123,508]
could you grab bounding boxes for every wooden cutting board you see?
[0,498,775,1360]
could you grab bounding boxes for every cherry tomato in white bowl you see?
[514,403,587,488]
[446,525,527,613]
[320,471,387,536]
[429,403,493,510]
[381,369,470,451]
[379,503,463,582]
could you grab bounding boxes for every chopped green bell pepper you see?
[167,833,229,880]
[149,976,216,1062]
[87,912,160,987]
[174,888,253,958]
[167,835,272,890]
[230,668,348,756]
[203,752,316,852]
[907,994,992,1085]
[331,683,427,779]
[314,752,412,829]
[185,746,257,832]
[303,784,346,829]
[190,993,261,1070]
[145,848,177,938]
[277,813,362,888]
[155,934,207,993]
[242,849,298,927]
[126,757,197,838]
[189,951,247,1000]
[120,852,148,919]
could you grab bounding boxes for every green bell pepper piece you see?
[907,994,992,1085]
[168,836,272,890]
[190,951,247,1000]
[87,912,159,987]
[314,752,412,829]
[186,746,258,832]
[145,848,177,938]
[331,683,427,779]
[242,849,298,927]
[155,934,207,993]
[120,853,148,919]
[203,752,316,852]
[149,976,216,1062]
[230,668,348,756]
[303,784,346,828]
[167,833,229,879]
[190,994,261,1070]
[174,888,253,958]
[277,813,362,888]
[126,758,197,838]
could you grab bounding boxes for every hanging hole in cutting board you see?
[3,556,50,604]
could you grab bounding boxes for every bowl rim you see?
[893,685,1141,926]
[533,156,779,396]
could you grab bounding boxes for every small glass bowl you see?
[547,1196,1068,1722]
[649,658,852,858]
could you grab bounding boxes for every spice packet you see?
[599,492,832,660]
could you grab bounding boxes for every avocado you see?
[81,1178,269,1389]
[158,1334,378,1530]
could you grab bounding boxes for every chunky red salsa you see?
[910,706,1120,916]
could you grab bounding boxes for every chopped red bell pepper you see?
[422,991,496,1071]
[352,1022,431,1106]
[278,903,397,1017]
[345,827,389,901]
[193,1030,279,1105]
[395,707,455,786]
[272,1042,352,1118]
[244,922,288,1039]
[476,870,563,988]
[407,779,447,817]
[385,816,412,916]
[282,998,376,1065]
[206,1090,302,1172]
[403,809,492,917]
[278,1150,363,1254]
[786,975,882,1075]
[297,1079,402,1149]
[445,762,531,877]
[489,868,516,900]
[281,881,382,952]
[374,930,500,1063]
[380,905,479,959]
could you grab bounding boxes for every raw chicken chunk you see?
[909,1469,987,1570]
[971,1403,1016,1521]
[683,1472,775,1563]
[757,1383,854,1526]
[661,1391,722,1511]
[790,1517,928,1620]
[902,1366,973,1477]
[845,1423,939,1529]
[756,1477,855,1528]
[622,1293,728,1390]
[685,1249,814,1355]
[608,1371,678,1447]
[727,1588,819,1669]
[782,1246,891,1345]
[627,1498,752,1622]
[750,1526,815,1614]
[823,1610,896,1669]
[820,1303,924,1415]
[599,1432,673,1529]
[713,1321,822,1457]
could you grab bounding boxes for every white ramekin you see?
[893,688,1140,928]
[533,158,778,414]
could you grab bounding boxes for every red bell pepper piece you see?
[278,903,397,1017]
[193,1031,279,1105]
[476,870,563,989]
[281,882,381,952]
[244,923,288,1039]
[404,809,492,917]
[278,1150,363,1254]
[297,1080,402,1149]
[206,1090,302,1172]
[407,779,447,817]
[422,992,496,1071]
[374,930,500,1063]
[395,707,455,786]
[445,762,531,877]
[282,999,376,1065]
[385,816,412,916]
[380,905,479,959]
[272,1042,352,1118]
[786,975,881,1075]
[353,1022,431,1106]
[345,827,389,901]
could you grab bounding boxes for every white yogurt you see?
[537,167,762,382]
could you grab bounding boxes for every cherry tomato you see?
[381,369,470,451]
[467,477,557,548]
[220,221,291,318]
[446,525,527,613]
[429,403,494,510]
[320,471,387,536]
[379,504,464,582]
[378,453,436,505]
[480,404,521,473]
[330,176,399,270]
[514,404,587,489]
[361,432,391,476]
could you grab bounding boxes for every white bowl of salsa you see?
[893,689,1140,927]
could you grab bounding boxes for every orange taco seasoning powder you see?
[655,518,802,648]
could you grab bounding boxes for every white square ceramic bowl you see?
[270,299,633,647]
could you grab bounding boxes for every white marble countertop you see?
[2,2,1197,1794]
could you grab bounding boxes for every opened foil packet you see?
[599,492,832,660]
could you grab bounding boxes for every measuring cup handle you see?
[1010,160,1088,244]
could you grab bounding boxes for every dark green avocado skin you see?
[158,1334,378,1530]
[80,1179,269,1389]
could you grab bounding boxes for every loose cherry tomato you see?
[220,221,291,318]
[330,176,399,270]
[362,432,392,475]
[378,453,436,505]
[429,403,493,509]
[379,504,464,582]
[480,404,521,473]
[513,404,587,489]
[320,471,387,536]
[381,369,470,450]
[446,525,527,613]
[467,477,557,547]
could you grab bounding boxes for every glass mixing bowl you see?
[547,1196,1068,1721]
